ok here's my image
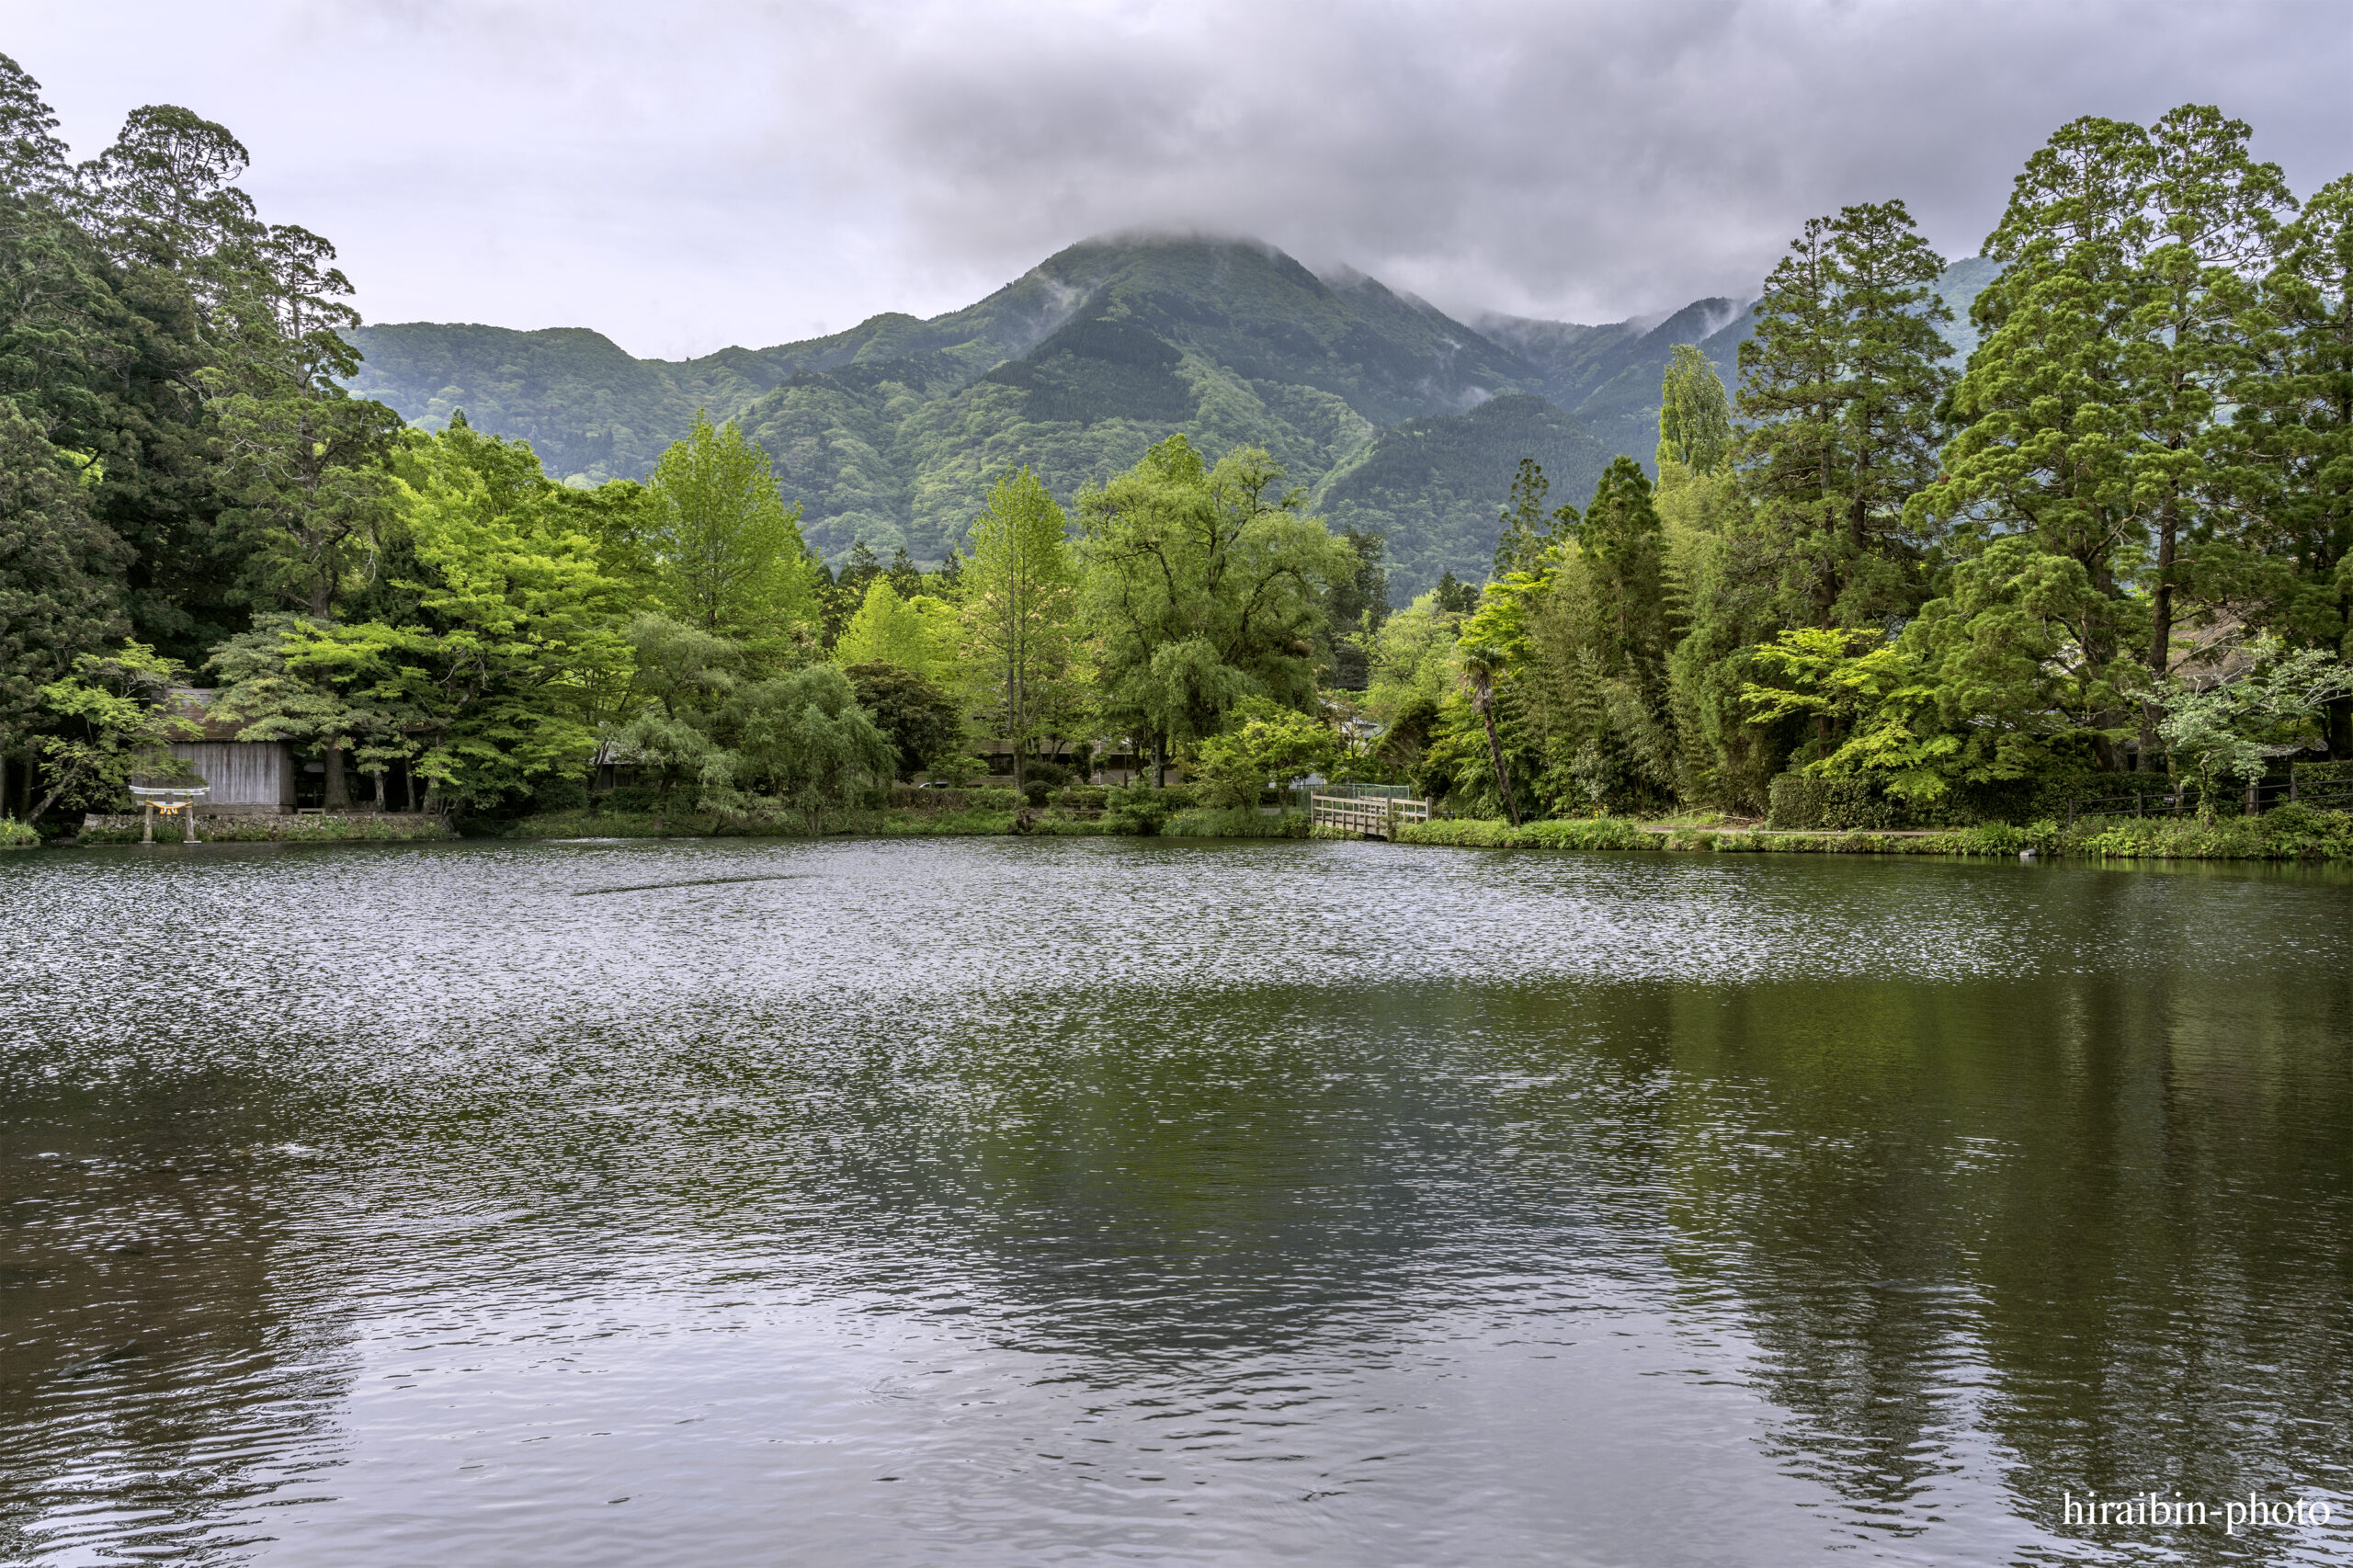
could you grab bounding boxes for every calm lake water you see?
[1,838,2347,1566]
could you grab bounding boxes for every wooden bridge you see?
[1308,793,1432,839]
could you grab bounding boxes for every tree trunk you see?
[1154,733,1168,790]
[2141,504,2178,773]
[2326,692,2352,759]
[324,744,351,811]
[1475,682,1521,827]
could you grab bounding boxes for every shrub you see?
[1767,774,1917,830]
[1392,816,1650,850]
[0,817,40,849]
[1060,784,1109,810]
[1163,806,1307,838]
[531,772,591,813]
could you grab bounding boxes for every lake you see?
[2,838,2347,1565]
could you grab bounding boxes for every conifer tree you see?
[1738,200,1954,631]
[1923,108,2293,767]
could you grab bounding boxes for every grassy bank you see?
[1392,805,2353,861]
[0,818,37,849]
[75,812,458,845]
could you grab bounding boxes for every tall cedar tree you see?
[1738,200,1954,632]
[1923,107,2293,767]
[2231,174,2353,754]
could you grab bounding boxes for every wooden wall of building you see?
[171,743,294,811]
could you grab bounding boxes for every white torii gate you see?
[129,783,210,844]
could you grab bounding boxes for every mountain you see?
[348,235,1995,597]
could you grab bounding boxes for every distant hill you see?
[348,236,1995,597]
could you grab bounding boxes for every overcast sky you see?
[8,1,2348,359]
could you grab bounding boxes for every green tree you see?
[1186,698,1338,809]
[1525,458,1679,812]
[1325,525,1390,690]
[608,612,745,808]
[278,425,632,810]
[646,410,817,651]
[1492,458,1577,580]
[1923,106,2294,768]
[844,661,965,782]
[1741,539,2138,804]
[834,576,958,685]
[24,641,197,822]
[0,404,126,812]
[2154,639,2351,812]
[2226,172,2353,754]
[733,663,895,835]
[1656,343,1734,475]
[962,466,1081,788]
[1739,199,1954,631]
[1079,437,1349,782]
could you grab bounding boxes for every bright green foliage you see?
[26,642,197,821]
[833,577,958,685]
[1741,539,2141,801]
[1738,199,1954,631]
[2154,639,2352,810]
[1656,344,1733,474]
[1079,437,1350,778]
[645,410,818,650]
[245,425,634,808]
[207,612,397,801]
[842,661,964,782]
[1185,697,1339,809]
[959,468,1082,785]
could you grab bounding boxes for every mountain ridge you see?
[347,234,1992,595]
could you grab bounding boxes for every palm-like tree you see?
[1457,635,1521,827]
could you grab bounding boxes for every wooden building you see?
[165,689,295,815]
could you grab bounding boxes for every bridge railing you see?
[1308,793,1431,837]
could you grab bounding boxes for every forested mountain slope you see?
[349,236,1994,594]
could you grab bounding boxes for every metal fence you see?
[2066,772,2353,824]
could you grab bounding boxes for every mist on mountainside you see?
[348,234,1993,596]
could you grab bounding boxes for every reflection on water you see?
[1,839,2347,1564]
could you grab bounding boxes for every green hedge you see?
[1395,816,1651,850]
[1163,807,1308,838]
[1768,768,2118,830]
[2294,759,2353,786]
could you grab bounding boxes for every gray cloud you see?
[6,0,2348,357]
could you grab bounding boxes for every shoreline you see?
[29,805,2352,863]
